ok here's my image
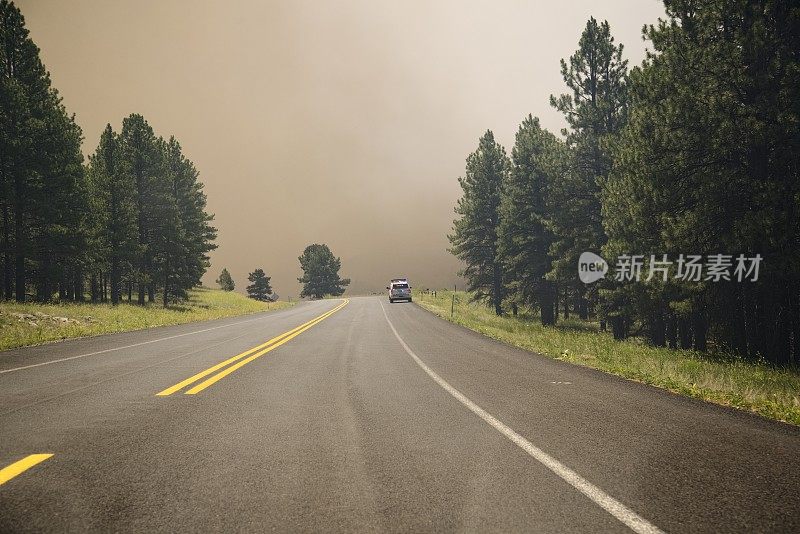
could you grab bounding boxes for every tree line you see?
[0,1,216,306]
[450,1,799,366]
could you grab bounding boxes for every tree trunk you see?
[650,310,666,347]
[14,243,24,302]
[164,254,170,308]
[745,291,760,360]
[768,287,791,366]
[13,167,25,302]
[732,288,748,356]
[678,318,693,349]
[576,286,588,320]
[65,272,74,301]
[138,283,145,305]
[2,202,11,300]
[791,280,799,366]
[540,282,556,326]
[563,287,570,319]
[74,269,84,302]
[163,261,169,308]
[91,273,98,302]
[492,261,502,316]
[611,316,625,340]
[40,256,53,303]
[666,314,677,349]
[110,255,120,305]
[693,311,707,352]
[553,284,559,321]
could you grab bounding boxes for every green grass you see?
[415,290,800,426]
[0,288,294,352]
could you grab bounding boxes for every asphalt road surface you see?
[1,297,798,533]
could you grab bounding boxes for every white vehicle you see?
[387,278,412,303]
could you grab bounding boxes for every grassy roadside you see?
[415,289,800,426]
[0,288,295,352]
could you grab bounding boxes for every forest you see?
[0,1,216,307]
[449,1,799,366]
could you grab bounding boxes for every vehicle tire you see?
[389,298,394,303]
[408,298,413,303]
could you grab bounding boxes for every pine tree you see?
[246,268,272,301]
[118,114,163,304]
[153,136,185,306]
[499,116,563,325]
[0,0,86,302]
[1,0,50,300]
[216,268,235,291]
[297,243,350,299]
[86,124,138,304]
[168,137,216,293]
[30,96,87,302]
[153,136,217,306]
[548,17,628,320]
[603,0,800,363]
[0,0,38,301]
[448,130,508,315]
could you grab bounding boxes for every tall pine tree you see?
[86,124,138,304]
[118,113,162,304]
[449,130,508,315]
[499,116,563,325]
[0,0,85,301]
[548,17,628,319]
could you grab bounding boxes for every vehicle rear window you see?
[392,283,409,289]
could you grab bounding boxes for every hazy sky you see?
[18,0,665,297]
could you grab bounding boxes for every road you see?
[1,296,798,533]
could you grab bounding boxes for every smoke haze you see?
[18,0,665,297]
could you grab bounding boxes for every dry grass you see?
[416,290,800,426]
[0,288,294,351]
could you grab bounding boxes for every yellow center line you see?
[185,300,347,394]
[0,454,53,486]
[157,299,348,396]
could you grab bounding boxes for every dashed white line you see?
[379,300,664,534]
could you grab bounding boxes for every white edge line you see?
[379,300,664,534]
[0,304,311,375]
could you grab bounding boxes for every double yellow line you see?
[157,299,349,396]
